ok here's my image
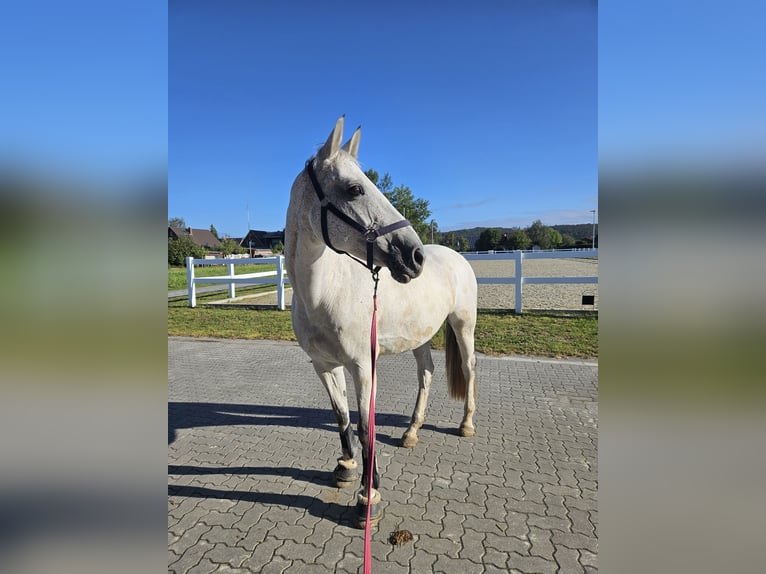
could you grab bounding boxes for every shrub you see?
[220,237,244,256]
[168,236,206,266]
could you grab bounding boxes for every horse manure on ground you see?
[389,529,414,546]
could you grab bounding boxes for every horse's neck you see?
[286,219,358,313]
[286,173,365,314]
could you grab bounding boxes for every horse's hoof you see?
[333,464,358,488]
[336,477,357,488]
[458,425,476,437]
[355,502,382,529]
[400,433,418,448]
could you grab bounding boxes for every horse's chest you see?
[293,306,363,363]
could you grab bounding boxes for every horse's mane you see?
[310,150,363,170]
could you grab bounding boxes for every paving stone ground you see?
[169,337,598,573]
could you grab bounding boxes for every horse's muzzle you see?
[388,244,425,284]
[411,247,425,274]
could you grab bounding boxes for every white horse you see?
[285,116,478,528]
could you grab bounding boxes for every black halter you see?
[306,158,413,274]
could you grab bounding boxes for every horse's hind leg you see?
[448,313,478,437]
[401,343,434,448]
[314,363,358,488]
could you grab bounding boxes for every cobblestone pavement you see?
[169,337,598,573]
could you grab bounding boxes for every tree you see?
[540,227,563,249]
[560,233,577,248]
[272,241,284,255]
[364,169,434,243]
[525,220,563,249]
[169,217,186,228]
[475,228,502,251]
[525,220,546,246]
[219,237,243,256]
[502,228,531,250]
[440,232,470,252]
[210,224,220,239]
[168,235,205,266]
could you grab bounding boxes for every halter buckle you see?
[364,228,379,243]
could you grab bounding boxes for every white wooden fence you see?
[186,256,290,309]
[185,249,597,314]
[462,248,598,313]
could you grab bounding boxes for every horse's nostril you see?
[412,247,425,268]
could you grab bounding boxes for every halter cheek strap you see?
[306,159,412,273]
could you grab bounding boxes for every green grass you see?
[168,263,277,290]
[168,306,296,341]
[168,294,597,358]
[434,310,597,358]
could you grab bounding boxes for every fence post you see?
[227,261,236,299]
[186,257,196,308]
[515,251,523,314]
[276,255,285,310]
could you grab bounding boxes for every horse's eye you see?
[347,184,364,197]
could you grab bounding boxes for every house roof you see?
[239,229,285,248]
[168,227,222,249]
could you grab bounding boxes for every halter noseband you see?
[306,158,413,274]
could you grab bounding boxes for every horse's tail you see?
[445,322,467,400]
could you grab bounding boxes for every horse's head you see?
[303,116,425,283]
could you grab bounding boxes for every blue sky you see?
[2,2,167,185]
[169,0,597,236]
[599,0,766,172]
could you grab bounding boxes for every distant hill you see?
[550,223,598,241]
[445,223,597,249]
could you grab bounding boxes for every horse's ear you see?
[341,126,361,159]
[317,115,344,161]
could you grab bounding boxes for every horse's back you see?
[423,244,476,276]
[423,244,477,304]
[376,245,476,354]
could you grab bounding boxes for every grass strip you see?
[168,302,597,359]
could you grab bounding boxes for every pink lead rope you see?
[363,281,379,574]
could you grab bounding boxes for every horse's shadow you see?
[168,483,356,526]
[169,402,333,444]
[168,402,458,526]
[169,401,417,445]
[168,464,333,483]
[168,464,358,526]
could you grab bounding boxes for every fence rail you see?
[185,248,598,314]
[461,248,598,313]
[186,256,290,309]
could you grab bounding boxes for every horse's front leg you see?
[349,362,382,529]
[314,363,358,488]
[402,343,434,448]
